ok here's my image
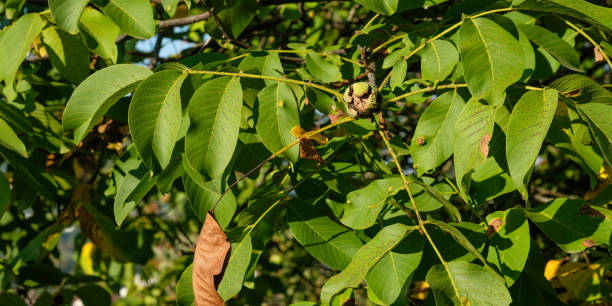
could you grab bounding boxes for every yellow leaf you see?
[80,241,95,275]
[544,259,562,280]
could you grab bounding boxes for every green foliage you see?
[1,0,611,305]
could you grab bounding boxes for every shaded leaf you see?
[366,231,424,305]
[41,26,90,84]
[185,76,242,179]
[75,285,111,306]
[517,0,612,34]
[182,158,237,229]
[426,261,511,306]
[113,161,157,226]
[549,74,612,105]
[129,69,187,170]
[79,7,120,62]
[177,264,195,306]
[0,14,44,100]
[217,229,252,300]
[486,208,530,287]
[0,173,9,218]
[506,89,557,197]
[255,82,300,162]
[287,199,363,270]
[63,64,152,143]
[320,223,416,303]
[577,102,612,166]
[517,23,582,72]
[49,0,88,34]
[355,0,398,15]
[0,147,57,201]
[525,198,612,253]
[305,53,341,83]
[0,117,27,157]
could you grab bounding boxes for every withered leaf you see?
[193,213,230,306]
[479,133,491,159]
[300,139,324,164]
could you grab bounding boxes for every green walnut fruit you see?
[344,82,379,118]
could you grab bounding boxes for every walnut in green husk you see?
[343,82,380,118]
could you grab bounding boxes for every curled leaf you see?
[193,213,230,306]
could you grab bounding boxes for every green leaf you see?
[550,74,612,105]
[287,200,363,270]
[185,76,242,179]
[458,17,524,105]
[94,0,155,39]
[305,53,341,83]
[0,172,9,218]
[305,88,338,114]
[129,69,187,170]
[255,82,300,163]
[238,52,284,87]
[486,208,530,287]
[162,0,180,17]
[79,7,120,62]
[0,117,27,157]
[182,158,237,229]
[63,64,152,143]
[217,229,252,301]
[425,219,490,268]
[0,147,57,201]
[426,261,511,306]
[341,177,403,230]
[517,27,536,82]
[320,223,416,303]
[366,231,424,305]
[577,103,612,172]
[453,98,496,203]
[0,14,44,100]
[41,26,90,84]
[517,23,583,72]
[506,89,558,197]
[176,264,195,306]
[390,59,407,89]
[355,0,398,15]
[421,40,459,82]
[517,0,612,34]
[411,90,465,175]
[113,161,157,226]
[525,198,612,253]
[75,285,111,306]
[0,293,26,306]
[49,0,88,34]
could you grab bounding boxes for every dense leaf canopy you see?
[0,0,611,305]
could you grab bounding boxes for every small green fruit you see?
[343,82,379,118]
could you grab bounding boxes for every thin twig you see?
[211,117,355,212]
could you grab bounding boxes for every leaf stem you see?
[563,20,612,68]
[188,68,345,101]
[374,116,460,297]
[377,7,516,92]
[388,83,468,102]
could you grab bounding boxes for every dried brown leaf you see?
[479,133,491,159]
[594,47,604,63]
[486,218,503,239]
[300,139,324,164]
[193,213,230,306]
